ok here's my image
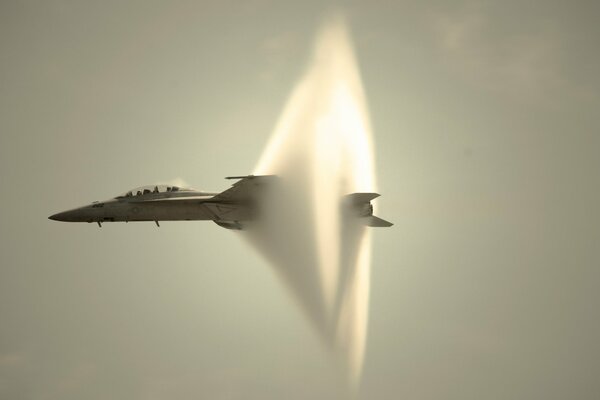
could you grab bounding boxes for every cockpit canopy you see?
[116,184,194,198]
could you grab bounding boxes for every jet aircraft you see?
[49,175,392,229]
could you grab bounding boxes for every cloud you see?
[251,16,375,389]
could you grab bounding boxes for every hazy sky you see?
[1,1,599,399]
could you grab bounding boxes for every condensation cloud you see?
[245,16,377,388]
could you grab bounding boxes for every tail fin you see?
[345,192,380,204]
[344,192,393,228]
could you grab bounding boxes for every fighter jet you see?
[49,175,392,229]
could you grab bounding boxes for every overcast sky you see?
[1,1,599,399]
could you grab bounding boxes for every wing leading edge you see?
[211,175,277,202]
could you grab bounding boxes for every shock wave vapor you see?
[50,16,388,391]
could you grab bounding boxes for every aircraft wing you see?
[210,175,276,203]
[129,195,215,203]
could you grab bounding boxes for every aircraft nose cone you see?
[49,210,80,222]
[49,211,66,221]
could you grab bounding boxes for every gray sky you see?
[1,1,599,399]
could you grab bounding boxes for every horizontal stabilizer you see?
[363,215,393,227]
[345,192,380,205]
[130,195,215,203]
[225,175,255,180]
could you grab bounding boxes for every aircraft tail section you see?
[344,192,393,228]
[364,215,394,227]
[345,192,380,204]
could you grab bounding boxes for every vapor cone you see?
[248,17,376,387]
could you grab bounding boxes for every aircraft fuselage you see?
[49,195,224,223]
[49,176,392,229]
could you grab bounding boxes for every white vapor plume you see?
[246,16,376,388]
